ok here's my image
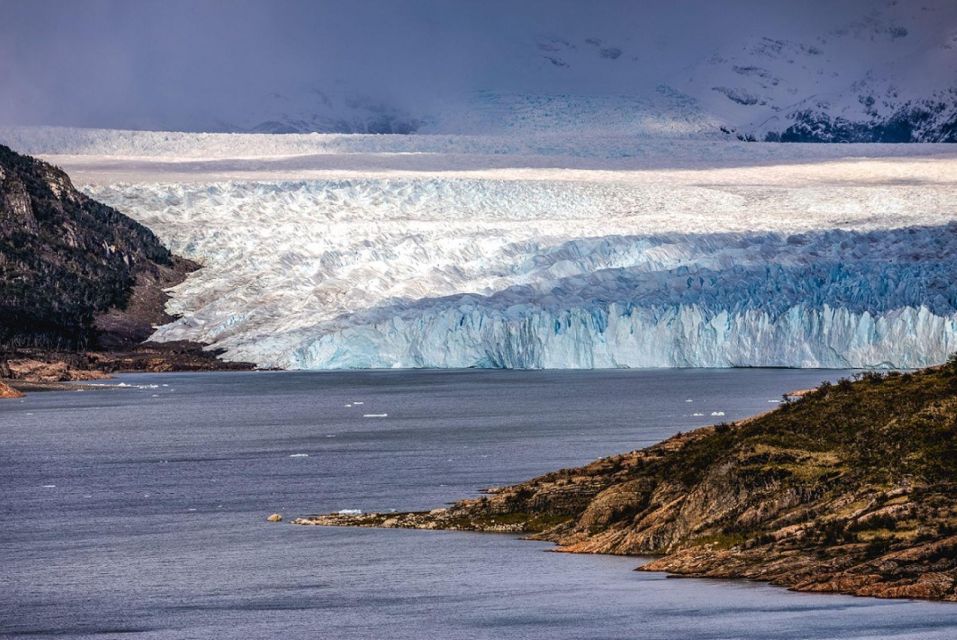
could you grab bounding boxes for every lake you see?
[3,368,957,639]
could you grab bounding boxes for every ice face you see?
[282,226,957,369]
[63,134,957,370]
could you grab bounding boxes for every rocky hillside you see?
[297,362,957,602]
[0,144,254,382]
[0,143,193,351]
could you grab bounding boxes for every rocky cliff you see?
[296,362,957,602]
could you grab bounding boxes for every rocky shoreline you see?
[293,364,957,602]
[1,344,253,396]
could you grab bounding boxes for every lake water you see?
[3,369,957,639]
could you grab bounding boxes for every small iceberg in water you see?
[338,509,362,516]
[289,453,309,458]
[711,411,726,416]
[363,413,388,418]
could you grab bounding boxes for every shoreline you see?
[0,344,255,397]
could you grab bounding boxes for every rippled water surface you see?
[4,369,957,639]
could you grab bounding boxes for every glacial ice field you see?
[12,127,957,369]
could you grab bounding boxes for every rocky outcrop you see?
[4,358,109,383]
[295,363,957,602]
[0,381,23,398]
[766,100,957,143]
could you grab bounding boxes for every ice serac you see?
[289,229,957,370]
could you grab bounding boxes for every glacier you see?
[4,127,957,369]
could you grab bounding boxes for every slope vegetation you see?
[0,144,188,350]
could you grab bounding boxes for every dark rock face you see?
[0,144,188,350]
[297,364,957,602]
[767,100,957,143]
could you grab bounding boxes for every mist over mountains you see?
[1,0,955,140]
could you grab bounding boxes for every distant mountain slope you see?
[3,1,954,141]
[679,3,957,142]
[0,144,188,350]
[221,1,957,141]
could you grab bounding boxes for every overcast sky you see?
[0,0,885,130]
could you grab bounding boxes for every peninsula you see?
[295,363,957,602]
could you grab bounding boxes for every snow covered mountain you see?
[3,4,956,372]
[231,89,427,135]
[204,0,957,141]
[679,2,957,142]
[8,1,953,141]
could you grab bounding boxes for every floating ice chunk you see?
[289,453,309,458]
[363,413,388,418]
[711,411,725,416]
[42,484,56,488]
[344,404,352,407]
[692,412,705,417]
[338,509,362,516]
[353,401,364,405]
[685,399,693,403]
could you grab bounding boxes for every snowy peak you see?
[680,0,957,141]
[243,1,957,141]
[2,1,956,141]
